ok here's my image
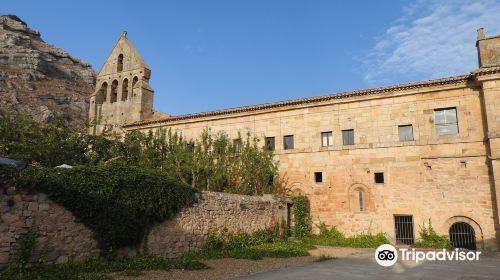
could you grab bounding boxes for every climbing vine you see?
[291,195,310,238]
[2,164,197,255]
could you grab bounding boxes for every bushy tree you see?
[0,115,284,195]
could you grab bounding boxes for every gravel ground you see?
[112,256,315,280]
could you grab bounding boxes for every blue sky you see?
[3,0,500,115]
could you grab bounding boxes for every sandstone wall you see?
[132,81,499,251]
[145,192,290,258]
[0,187,100,267]
[0,189,289,265]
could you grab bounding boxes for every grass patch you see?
[0,254,207,280]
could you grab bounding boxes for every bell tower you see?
[89,32,154,135]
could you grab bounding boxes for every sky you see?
[2,0,500,115]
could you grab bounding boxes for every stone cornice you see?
[123,74,472,128]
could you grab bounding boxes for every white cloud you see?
[363,0,500,86]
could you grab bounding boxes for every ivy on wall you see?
[291,195,310,238]
[2,164,197,255]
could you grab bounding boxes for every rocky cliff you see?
[0,15,95,126]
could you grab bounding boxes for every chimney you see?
[476,28,500,68]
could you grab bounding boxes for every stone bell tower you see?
[89,32,154,135]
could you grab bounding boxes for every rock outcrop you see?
[0,15,95,126]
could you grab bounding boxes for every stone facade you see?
[0,187,99,267]
[146,192,289,258]
[93,29,500,251]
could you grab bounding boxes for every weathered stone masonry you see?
[0,187,100,267]
[91,29,500,251]
[0,189,289,266]
[146,192,289,258]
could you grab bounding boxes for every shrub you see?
[413,220,452,249]
[303,222,389,248]
[3,164,197,254]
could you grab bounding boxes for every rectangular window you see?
[342,129,355,145]
[314,172,323,183]
[398,125,414,141]
[233,139,242,153]
[374,172,384,184]
[358,191,365,212]
[265,137,275,151]
[321,131,333,147]
[434,108,458,135]
[394,215,415,245]
[284,135,294,150]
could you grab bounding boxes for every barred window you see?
[435,108,458,135]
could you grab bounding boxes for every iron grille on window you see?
[435,108,458,135]
[265,137,275,151]
[394,215,414,245]
[321,131,333,147]
[398,125,414,141]
[342,129,354,145]
[284,135,294,150]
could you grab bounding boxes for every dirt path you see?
[112,247,373,280]
[112,256,315,280]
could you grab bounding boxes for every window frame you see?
[321,131,333,147]
[265,136,275,151]
[283,135,294,150]
[342,129,355,145]
[398,124,414,141]
[233,138,242,153]
[434,107,459,136]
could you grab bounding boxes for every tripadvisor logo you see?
[375,244,482,267]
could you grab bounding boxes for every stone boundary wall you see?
[145,191,290,258]
[0,187,100,267]
[0,188,290,266]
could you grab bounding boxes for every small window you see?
[265,137,275,151]
[434,108,458,135]
[374,172,384,184]
[233,139,242,153]
[342,129,355,145]
[284,135,294,150]
[117,54,124,72]
[314,172,323,183]
[321,131,333,147]
[358,191,365,212]
[398,125,414,141]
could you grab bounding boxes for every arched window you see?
[117,54,124,72]
[122,78,129,101]
[110,80,118,103]
[358,190,365,212]
[96,82,107,104]
[132,76,138,88]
